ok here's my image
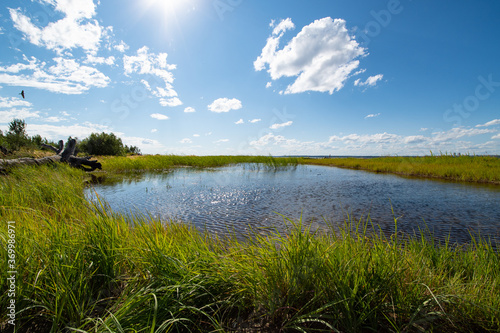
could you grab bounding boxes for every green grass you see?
[99,155,299,172]
[1,164,499,332]
[301,154,500,184]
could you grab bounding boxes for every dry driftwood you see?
[0,139,102,173]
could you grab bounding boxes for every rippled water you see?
[86,164,500,244]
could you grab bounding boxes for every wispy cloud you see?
[354,74,384,87]
[476,119,500,127]
[235,118,244,124]
[208,98,242,113]
[249,118,261,123]
[124,46,181,107]
[180,138,192,144]
[255,17,367,94]
[364,113,381,119]
[184,106,196,113]
[214,139,229,143]
[0,56,110,94]
[270,121,293,129]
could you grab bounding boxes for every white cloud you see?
[430,127,495,143]
[21,122,114,141]
[492,134,500,139]
[476,119,500,127]
[150,113,169,120]
[354,74,384,87]
[193,134,200,137]
[180,138,192,144]
[9,0,107,55]
[420,128,428,132]
[44,116,67,123]
[249,118,261,123]
[214,139,229,143]
[151,128,158,133]
[0,96,32,109]
[270,120,293,129]
[114,40,129,53]
[159,97,182,107]
[208,98,242,113]
[266,82,272,88]
[364,113,380,119]
[124,46,181,107]
[254,17,367,94]
[85,54,115,65]
[0,108,40,123]
[235,118,244,124]
[0,56,110,94]
[184,106,196,113]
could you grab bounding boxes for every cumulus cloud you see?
[114,40,129,53]
[124,46,181,107]
[254,17,367,94]
[270,121,293,129]
[249,119,261,123]
[0,55,110,94]
[364,113,380,119]
[9,0,107,55]
[150,113,169,120]
[184,106,196,113]
[354,74,383,87]
[208,98,242,113]
[492,134,500,139]
[235,119,244,124]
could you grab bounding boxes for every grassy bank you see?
[1,165,499,332]
[301,155,500,184]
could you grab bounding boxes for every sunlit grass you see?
[1,165,499,332]
[99,155,299,172]
[301,154,500,184]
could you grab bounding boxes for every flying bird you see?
[19,90,25,99]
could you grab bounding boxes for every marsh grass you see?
[301,154,500,184]
[1,165,499,332]
[99,155,299,173]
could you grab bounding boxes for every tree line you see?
[0,119,141,157]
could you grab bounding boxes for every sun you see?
[144,0,196,19]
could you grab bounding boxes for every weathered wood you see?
[0,139,102,172]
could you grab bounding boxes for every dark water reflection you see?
[86,165,500,244]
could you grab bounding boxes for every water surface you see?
[86,165,500,243]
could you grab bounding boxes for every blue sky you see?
[0,0,499,155]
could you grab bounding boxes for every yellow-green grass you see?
[99,155,299,172]
[301,155,500,184]
[1,165,499,332]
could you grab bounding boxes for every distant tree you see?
[124,144,141,155]
[6,118,29,150]
[80,132,126,156]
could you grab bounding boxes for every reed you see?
[301,154,500,184]
[99,155,299,172]
[1,165,499,332]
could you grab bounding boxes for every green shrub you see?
[79,132,126,156]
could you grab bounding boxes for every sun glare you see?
[145,0,196,19]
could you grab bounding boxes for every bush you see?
[80,132,126,156]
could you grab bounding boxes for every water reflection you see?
[86,164,500,244]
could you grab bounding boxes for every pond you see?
[86,164,500,244]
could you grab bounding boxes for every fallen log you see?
[0,139,102,173]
